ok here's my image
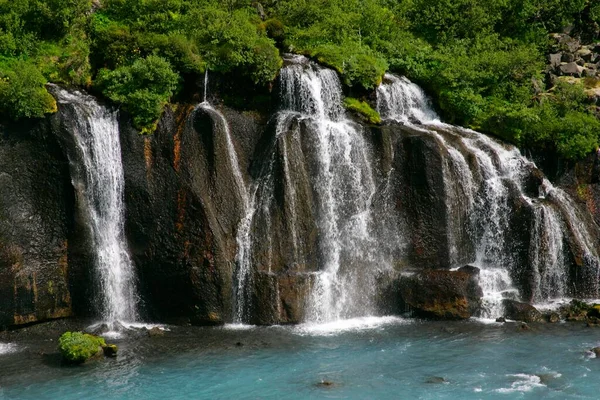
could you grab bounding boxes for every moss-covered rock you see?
[58,331,106,364]
[343,98,381,124]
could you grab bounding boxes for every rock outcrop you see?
[0,119,74,328]
[398,269,483,319]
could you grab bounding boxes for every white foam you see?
[495,374,545,393]
[293,316,408,336]
[87,321,167,339]
[533,298,600,312]
[0,342,17,355]
[223,323,256,331]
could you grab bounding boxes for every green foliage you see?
[343,97,381,124]
[58,331,106,364]
[96,55,179,131]
[0,59,56,119]
[0,0,599,158]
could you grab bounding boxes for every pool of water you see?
[1,318,599,399]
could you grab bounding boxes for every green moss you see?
[343,97,381,124]
[58,331,106,364]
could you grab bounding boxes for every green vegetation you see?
[96,55,179,132]
[1,0,600,158]
[344,98,381,124]
[58,331,106,364]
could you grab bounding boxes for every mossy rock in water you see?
[587,304,600,318]
[58,331,106,364]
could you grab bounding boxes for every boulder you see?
[102,344,118,357]
[147,327,165,337]
[58,331,107,364]
[549,53,563,68]
[560,62,584,77]
[587,304,600,318]
[559,35,580,53]
[562,53,575,63]
[547,313,560,323]
[592,347,600,357]
[502,299,542,323]
[399,270,483,320]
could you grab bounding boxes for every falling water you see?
[197,92,254,324]
[278,57,383,323]
[377,74,600,316]
[52,87,138,324]
[529,204,566,302]
[376,74,438,123]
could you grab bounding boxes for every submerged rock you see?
[147,327,165,337]
[315,380,336,388]
[425,376,446,384]
[502,300,542,323]
[399,270,482,320]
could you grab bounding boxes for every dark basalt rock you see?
[120,104,265,324]
[0,118,74,329]
[502,300,542,323]
[398,270,483,320]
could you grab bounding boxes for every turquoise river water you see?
[1,317,599,399]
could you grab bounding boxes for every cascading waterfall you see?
[377,74,600,316]
[278,57,384,323]
[196,77,254,324]
[529,204,566,302]
[52,87,138,324]
[376,73,438,124]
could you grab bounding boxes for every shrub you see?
[0,59,56,120]
[58,331,106,364]
[95,55,179,131]
[343,97,381,124]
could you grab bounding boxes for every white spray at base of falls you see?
[279,57,386,323]
[377,74,600,317]
[53,87,138,324]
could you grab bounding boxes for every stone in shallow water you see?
[315,380,336,388]
[147,327,164,337]
[425,376,446,384]
[102,344,118,357]
[502,300,542,323]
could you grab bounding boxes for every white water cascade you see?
[196,75,254,324]
[53,87,138,324]
[377,74,600,317]
[278,56,385,323]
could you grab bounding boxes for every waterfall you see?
[376,74,438,123]
[196,94,254,324]
[377,74,600,316]
[277,57,384,323]
[52,87,138,324]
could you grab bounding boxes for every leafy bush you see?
[0,59,56,120]
[343,97,381,124]
[96,55,179,131]
[58,331,106,364]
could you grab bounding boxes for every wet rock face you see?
[120,105,266,324]
[398,269,483,320]
[0,119,73,328]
